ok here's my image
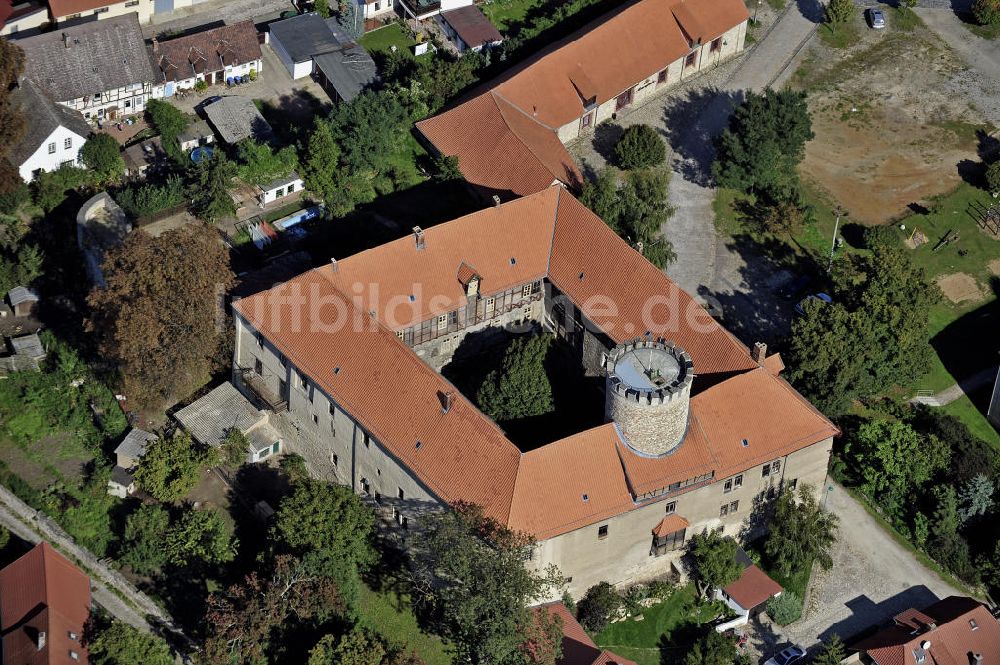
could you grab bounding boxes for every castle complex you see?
[232,187,838,595]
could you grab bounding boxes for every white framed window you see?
[733,474,743,489]
[437,313,447,332]
[64,137,72,149]
[521,284,532,298]
[48,142,56,154]
[485,297,495,313]
[665,501,676,514]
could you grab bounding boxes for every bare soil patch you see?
[988,258,1000,276]
[936,272,985,304]
[794,30,990,225]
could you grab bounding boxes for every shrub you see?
[114,176,186,218]
[0,181,30,215]
[614,124,667,170]
[80,134,125,182]
[825,0,855,24]
[767,591,802,625]
[863,224,900,251]
[576,582,622,633]
[986,161,1000,193]
[194,79,208,93]
[972,0,1000,25]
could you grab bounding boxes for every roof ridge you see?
[491,88,560,133]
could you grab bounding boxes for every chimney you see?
[440,390,454,414]
[972,654,983,665]
[152,36,159,53]
[920,640,932,650]
[492,195,501,207]
[37,631,46,651]
[751,341,767,364]
[330,257,338,273]
[413,226,425,250]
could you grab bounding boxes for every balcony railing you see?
[240,368,288,413]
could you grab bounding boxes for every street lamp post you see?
[753,0,762,25]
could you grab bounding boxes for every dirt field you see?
[793,22,992,225]
[936,272,986,304]
[989,258,1000,276]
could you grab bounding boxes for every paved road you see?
[917,7,1000,81]
[143,0,293,37]
[779,482,964,649]
[909,365,999,406]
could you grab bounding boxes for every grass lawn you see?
[481,0,540,32]
[357,582,452,665]
[594,583,722,665]
[960,16,1000,39]
[818,20,860,48]
[359,23,418,55]
[888,6,924,31]
[940,392,1000,450]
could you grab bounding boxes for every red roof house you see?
[538,602,638,665]
[0,542,91,665]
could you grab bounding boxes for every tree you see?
[928,485,977,582]
[846,420,949,503]
[87,223,235,407]
[220,428,249,468]
[813,635,847,665]
[301,121,345,211]
[165,508,237,566]
[409,503,563,665]
[477,334,553,422]
[417,53,482,113]
[203,555,344,665]
[189,152,237,222]
[972,0,1000,25]
[0,242,43,294]
[80,134,125,182]
[688,530,741,595]
[432,154,463,182]
[575,582,621,633]
[115,176,186,218]
[236,141,299,187]
[957,474,994,523]
[766,591,802,625]
[315,0,330,18]
[615,124,666,170]
[580,168,620,227]
[132,431,216,502]
[88,620,174,665]
[826,0,856,24]
[31,164,94,212]
[273,477,377,574]
[0,37,27,157]
[119,504,170,574]
[684,630,736,665]
[145,98,190,161]
[713,89,813,203]
[323,627,385,665]
[765,484,839,577]
[986,161,1000,193]
[751,199,807,236]
[520,607,563,665]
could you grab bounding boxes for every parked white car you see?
[764,645,806,665]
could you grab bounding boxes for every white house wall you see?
[18,125,86,182]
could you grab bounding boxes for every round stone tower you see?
[604,337,694,457]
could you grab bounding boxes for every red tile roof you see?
[0,542,91,665]
[538,602,638,665]
[417,0,748,196]
[852,597,1000,665]
[234,186,836,539]
[652,514,689,537]
[153,21,262,83]
[723,564,782,610]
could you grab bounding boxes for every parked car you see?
[764,645,806,665]
[794,292,833,316]
[867,8,886,29]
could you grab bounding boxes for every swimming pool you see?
[274,205,323,230]
[190,146,214,164]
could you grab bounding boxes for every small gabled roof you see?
[6,80,90,167]
[440,5,503,49]
[174,381,265,447]
[203,96,273,144]
[652,514,689,537]
[7,286,39,307]
[153,21,262,83]
[114,428,157,462]
[313,42,378,103]
[723,564,782,610]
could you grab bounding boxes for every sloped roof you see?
[174,381,266,447]
[652,514,689,537]
[153,20,262,83]
[538,602,639,665]
[203,96,273,144]
[234,186,836,538]
[0,542,90,665]
[313,42,378,103]
[441,5,503,49]
[723,564,782,610]
[416,91,583,199]
[852,596,1000,665]
[19,14,156,102]
[7,79,90,166]
[268,13,342,63]
[7,286,39,307]
[114,427,157,462]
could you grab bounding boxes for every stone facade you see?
[605,340,693,457]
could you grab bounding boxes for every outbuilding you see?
[258,172,304,207]
[7,286,38,317]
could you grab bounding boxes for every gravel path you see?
[909,365,999,406]
[779,482,964,649]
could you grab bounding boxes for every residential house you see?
[437,5,501,54]
[397,0,471,21]
[357,0,394,22]
[174,381,282,464]
[107,427,155,497]
[177,119,215,152]
[17,14,157,121]
[848,596,1000,665]
[257,172,303,207]
[268,13,377,103]
[7,79,90,182]
[7,286,39,317]
[47,0,153,24]
[231,185,837,596]
[0,542,90,664]
[151,21,262,96]
[538,602,638,665]
[0,0,48,37]
[417,0,749,200]
[203,96,273,144]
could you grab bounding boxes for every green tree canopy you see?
[765,484,839,577]
[712,89,813,203]
[119,504,170,574]
[409,503,563,665]
[575,582,621,633]
[273,477,376,574]
[132,431,216,502]
[165,508,237,566]
[145,99,190,161]
[615,124,667,169]
[189,152,237,222]
[220,428,249,469]
[236,140,299,187]
[813,635,847,665]
[80,134,125,182]
[688,530,742,595]
[825,0,856,23]
[477,334,553,423]
[88,620,174,665]
[846,420,950,502]
[957,474,994,523]
[684,629,737,665]
[985,161,1000,192]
